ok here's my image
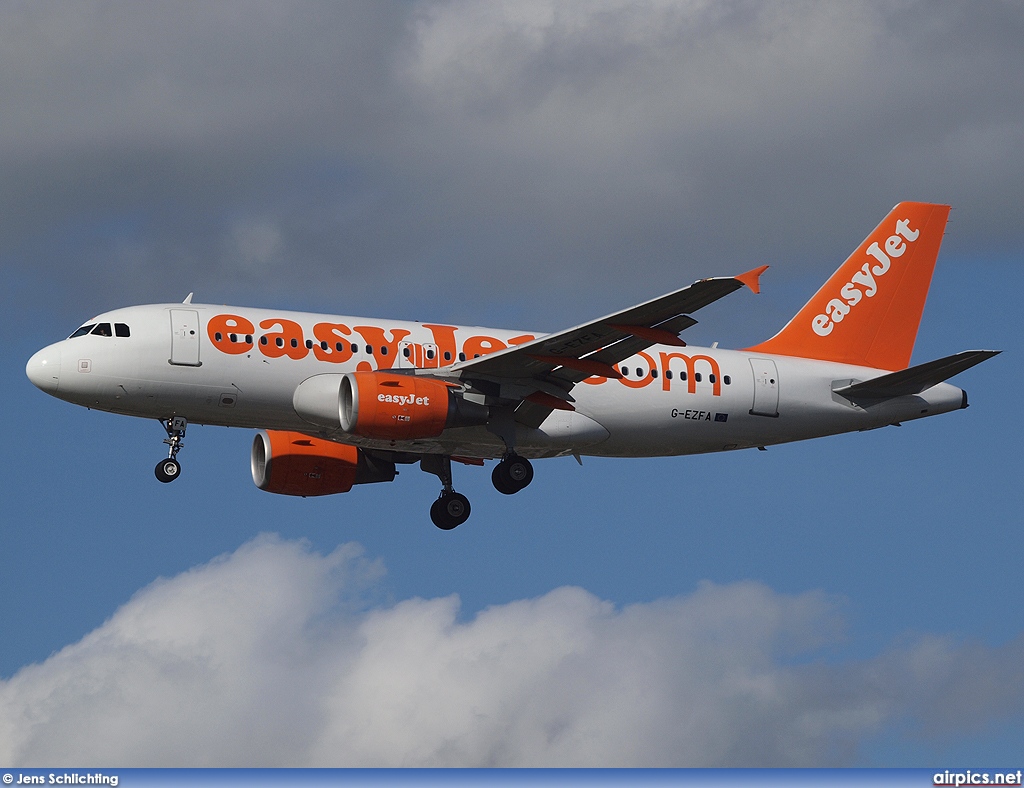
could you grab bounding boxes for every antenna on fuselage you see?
[182,293,194,304]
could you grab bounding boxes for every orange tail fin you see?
[745,202,951,371]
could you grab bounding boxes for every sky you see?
[1,0,1023,768]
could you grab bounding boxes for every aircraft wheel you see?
[155,458,181,483]
[491,464,516,495]
[430,491,471,530]
[492,454,534,495]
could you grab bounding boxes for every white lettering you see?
[895,217,919,241]
[865,241,891,275]
[840,282,862,306]
[849,263,878,297]
[884,234,906,258]
[825,298,850,323]
[809,217,918,338]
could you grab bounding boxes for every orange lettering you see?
[208,314,255,355]
[259,319,308,360]
[462,335,507,359]
[312,322,354,364]
[617,351,657,389]
[423,324,457,365]
[659,352,721,395]
[353,326,411,370]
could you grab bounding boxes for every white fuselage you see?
[26,302,967,461]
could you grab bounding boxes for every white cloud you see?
[1,535,1021,767]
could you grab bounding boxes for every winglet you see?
[734,265,769,294]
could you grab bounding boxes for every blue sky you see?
[1,1,1023,767]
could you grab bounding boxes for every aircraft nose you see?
[26,344,62,393]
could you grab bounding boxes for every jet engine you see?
[251,430,396,497]
[293,372,489,441]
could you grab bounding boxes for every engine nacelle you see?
[338,372,489,441]
[251,430,396,497]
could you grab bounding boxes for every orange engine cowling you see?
[339,372,488,441]
[251,430,395,497]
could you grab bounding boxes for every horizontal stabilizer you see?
[834,350,1000,400]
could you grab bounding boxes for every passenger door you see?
[169,309,201,366]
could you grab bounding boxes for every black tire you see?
[491,463,517,495]
[492,454,534,494]
[430,491,471,530]
[155,458,181,483]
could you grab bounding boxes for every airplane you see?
[26,202,999,529]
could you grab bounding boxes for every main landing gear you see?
[155,416,187,483]
[421,452,535,530]
[491,453,534,495]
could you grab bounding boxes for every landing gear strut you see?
[421,454,472,530]
[492,453,534,495]
[155,416,187,483]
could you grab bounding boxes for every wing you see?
[435,266,768,427]
[833,350,1001,401]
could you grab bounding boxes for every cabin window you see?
[709,374,716,383]
[444,351,452,361]
[351,343,359,353]
[724,375,731,385]
[403,347,411,358]
[694,372,702,382]
[215,332,223,341]
[426,349,435,360]
[291,338,299,348]
[305,340,313,349]
[665,370,673,380]
[275,337,284,348]
[621,366,628,376]
[260,336,268,345]
[459,352,466,362]
[115,323,130,337]
[651,369,658,379]
[365,345,372,354]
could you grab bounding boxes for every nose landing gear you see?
[155,416,187,483]
[430,490,471,530]
[421,454,472,530]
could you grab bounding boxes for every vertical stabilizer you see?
[745,202,950,371]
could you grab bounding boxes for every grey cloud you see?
[1,535,1021,766]
[3,1,1022,325]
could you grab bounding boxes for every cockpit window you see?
[91,323,113,337]
[115,323,130,337]
[69,324,95,339]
